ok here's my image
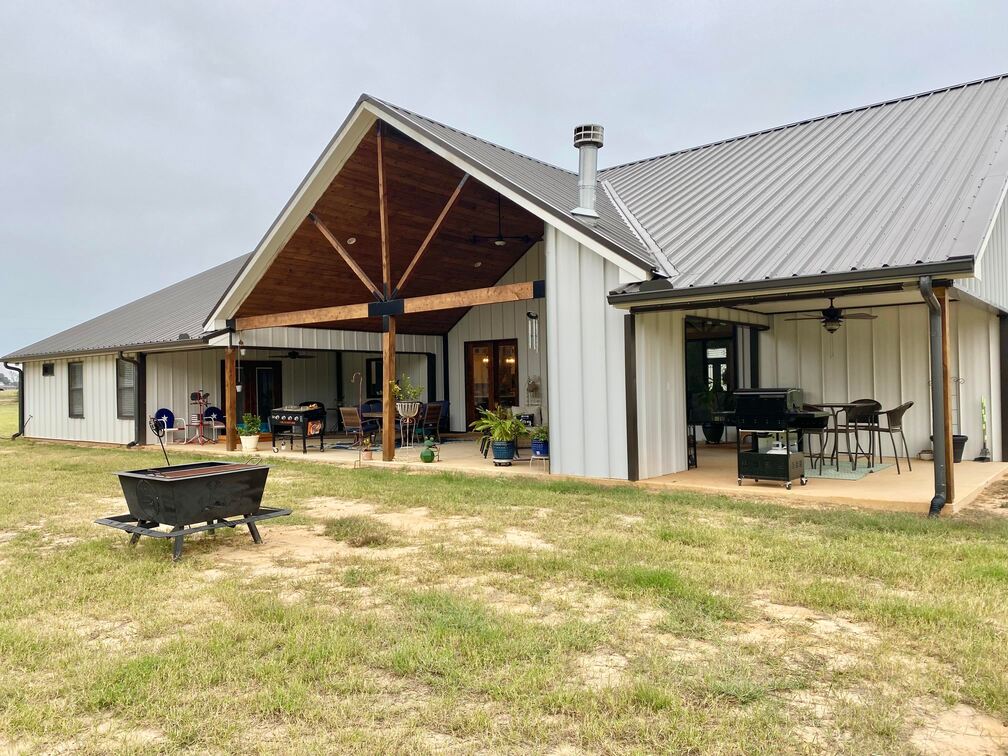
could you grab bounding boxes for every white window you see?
[116,359,135,419]
[68,362,84,418]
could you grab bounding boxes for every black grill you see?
[270,403,327,454]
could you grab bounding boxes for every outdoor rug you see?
[804,458,893,480]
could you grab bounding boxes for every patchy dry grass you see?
[324,515,396,547]
[1,425,1008,752]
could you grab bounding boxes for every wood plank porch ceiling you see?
[235,125,544,335]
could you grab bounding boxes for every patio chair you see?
[799,403,830,470]
[868,401,914,474]
[339,406,379,447]
[413,402,443,443]
[841,399,882,471]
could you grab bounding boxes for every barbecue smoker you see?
[270,403,326,454]
[721,388,828,490]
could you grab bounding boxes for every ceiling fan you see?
[269,350,316,360]
[471,193,534,247]
[785,298,877,334]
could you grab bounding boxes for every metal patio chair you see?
[869,401,914,474]
[413,402,443,443]
[339,406,379,447]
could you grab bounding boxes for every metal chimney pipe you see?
[572,124,604,218]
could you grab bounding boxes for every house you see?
[6,73,1008,513]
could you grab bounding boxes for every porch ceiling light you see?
[346,237,357,245]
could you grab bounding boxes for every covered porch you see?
[623,277,1008,514]
[211,116,552,463]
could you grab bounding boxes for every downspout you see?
[118,352,144,448]
[919,277,946,516]
[3,361,24,439]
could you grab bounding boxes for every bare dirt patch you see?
[304,497,477,534]
[962,474,1008,518]
[213,525,416,577]
[750,598,876,642]
[494,527,553,550]
[910,700,1008,755]
[577,651,628,689]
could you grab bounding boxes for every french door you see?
[465,339,519,426]
[220,360,283,426]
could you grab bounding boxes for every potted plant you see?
[470,406,528,466]
[530,425,549,458]
[391,374,423,420]
[361,434,374,461]
[238,413,261,453]
[699,383,726,444]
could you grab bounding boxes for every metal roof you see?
[3,254,249,361]
[603,73,1008,293]
[364,96,659,272]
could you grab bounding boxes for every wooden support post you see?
[938,287,955,502]
[224,346,238,452]
[382,316,396,461]
[376,122,391,297]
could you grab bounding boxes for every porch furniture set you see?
[717,388,915,489]
[345,401,444,448]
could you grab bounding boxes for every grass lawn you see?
[1,394,1008,753]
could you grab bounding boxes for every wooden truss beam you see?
[377,122,392,297]
[394,174,469,296]
[308,213,384,301]
[233,280,545,331]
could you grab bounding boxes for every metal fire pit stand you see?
[95,507,292,561]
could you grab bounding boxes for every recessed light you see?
[474,261,482,268]
[346,236,357,245]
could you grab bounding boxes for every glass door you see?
[465,339,519,426]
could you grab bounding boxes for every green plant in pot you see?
[390,374,423,420]
[238,413,262,453]
[530,425,549,458]
[699,383,727,444]
[470,406,527,466]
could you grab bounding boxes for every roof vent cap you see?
[572,124,604,219]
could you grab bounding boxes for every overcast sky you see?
[2,0,1007,367]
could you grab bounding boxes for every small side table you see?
[530,454,550,472]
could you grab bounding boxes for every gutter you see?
[607,258,975,308]
[118,352,145,448]
[2,362,24,439]
[2,332,229,364]
[919,277,947,517]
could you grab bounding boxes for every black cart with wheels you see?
[736,427,807,489]
[720,389,828,490]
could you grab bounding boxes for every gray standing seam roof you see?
[364,96,659,272]
[602,74,1008,292]
[3,254,249,361]
[10,74,1008,359]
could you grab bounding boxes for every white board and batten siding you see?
[21,354,134,444]
[446,243,547,432]
[634,310,688,479]
[961,196,1008,311]
[759,300,1001,462]
[544,226,629,479]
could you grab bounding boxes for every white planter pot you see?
[396,401,421,418]
[239,435,260,453]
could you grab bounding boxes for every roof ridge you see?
[601,71,1008,174]
[364,94,576,176]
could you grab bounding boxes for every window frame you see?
[42,362,55,377]
[68,361,84,419]
[116,358,136,420]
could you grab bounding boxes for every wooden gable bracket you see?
[234,280,545,331]
[393,173,470,298]
[308,212,385,301]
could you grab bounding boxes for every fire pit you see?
[97,460,290,560]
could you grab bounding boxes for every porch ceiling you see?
[743,288,961,315]
[234,125,543,335]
